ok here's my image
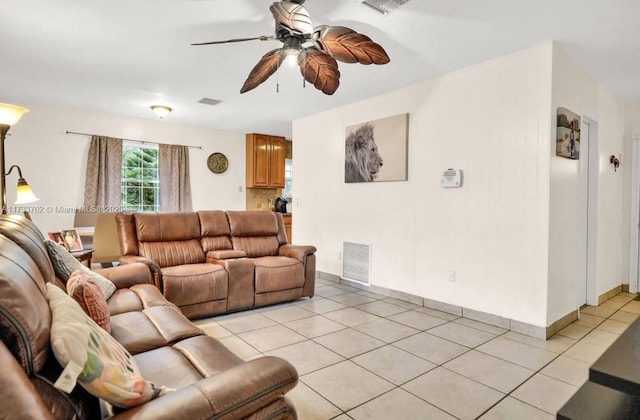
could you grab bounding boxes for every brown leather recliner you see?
[115,211,316,319]
[0,215,298,419]
[226,211,316,307]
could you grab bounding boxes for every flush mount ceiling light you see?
[150,105,172,119]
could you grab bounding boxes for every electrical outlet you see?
[338,252,342,261]
[448,270,456,282]
[238,186,243,192]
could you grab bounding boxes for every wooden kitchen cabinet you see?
[283,213,292,243]
[246,133,285,188]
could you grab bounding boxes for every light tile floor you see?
[193,280,639,419]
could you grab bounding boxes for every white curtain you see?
[84,136,122,208]
[159,144,192,212]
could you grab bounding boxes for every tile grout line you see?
[207,288,639,419]
[476,302,638,418]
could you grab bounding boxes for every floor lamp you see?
[0,103,39,215]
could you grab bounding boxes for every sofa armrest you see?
[109,356,297,420]
[118,256,163,290]
[278,244,317,263]
[0,341,54,420]
[208,258,255,311]
[205,249,247,263]
[95,263,154,289]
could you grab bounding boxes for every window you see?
[283,158,293,198]
[120,144,159,212]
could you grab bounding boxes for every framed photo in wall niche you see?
[556,107,581,159]
[345,113,409,183]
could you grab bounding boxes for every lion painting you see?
[345,123,384,183]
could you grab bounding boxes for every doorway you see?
[577,117,599,307]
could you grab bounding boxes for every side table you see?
[71,249,94,268]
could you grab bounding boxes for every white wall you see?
[3,102,246,233]
[547,47,626,323]
[294,44,554,327]
[624,102,640,292]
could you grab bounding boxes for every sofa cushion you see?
[108,284,178,316]
[226,211,278,237]
[135,212,201,242]
[110,306,204,355]
[46,283,162,408]
[199,211,233,252]
[253,256,305,293]
[227,211,280,257]
[162,264,228,307]
[133,212,206,267]
[138,240,206,267]
[45,240,116,299]
[67,270,111,333]
[134,335,242,389]
[0,234,51,374]
[0,215,55,282]
[231,237,280,258]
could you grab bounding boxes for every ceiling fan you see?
[192,0,390,95]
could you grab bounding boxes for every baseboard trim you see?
[318,271,548,340]
[598,285,623,305]
[545,310,579,339]
[318,271,341,283]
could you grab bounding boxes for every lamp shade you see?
[14,177,39,205]
[0,103,29,126]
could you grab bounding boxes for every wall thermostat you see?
[441,169,463,188]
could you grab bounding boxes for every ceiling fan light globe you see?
[282,36,303,56]
[285,54,298,67]
[284,48,301,56]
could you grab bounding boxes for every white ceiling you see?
[1,0,639,138]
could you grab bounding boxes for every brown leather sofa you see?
[0,215,298,419]
[115,211,316,319]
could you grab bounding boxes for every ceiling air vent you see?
[198,97,221,106]
[360,0,410,14]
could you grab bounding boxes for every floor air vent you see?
[342,242,371,285]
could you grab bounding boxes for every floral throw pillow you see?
[47,283,164,408]
[67,269,111,333]
[45,239,116,299]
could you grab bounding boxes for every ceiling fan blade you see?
[313,25,390,65]
[240,49,285,93]
[298,47,340,95]
[191,35,274,46]
[270,1,313,37]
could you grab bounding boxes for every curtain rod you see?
[65,130,203,150]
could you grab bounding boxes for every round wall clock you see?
[207,152,228,174]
